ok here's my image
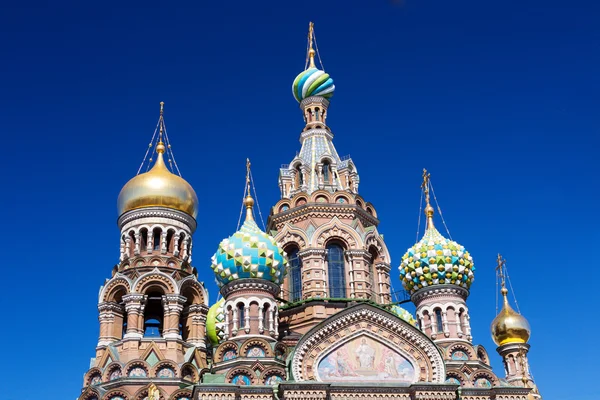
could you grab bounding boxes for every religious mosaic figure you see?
[355,338,375,369]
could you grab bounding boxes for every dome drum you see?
[219,278,281,299]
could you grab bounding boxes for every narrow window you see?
[288,247,302,302]
[153,228,161,251]
[166,230,174,253]
[238,304,245,327]
[323,161,330,184]
[327,243,346,298]
[435,309,443,332]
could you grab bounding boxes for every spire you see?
[157,101,166,154]
[496,254,509,304]
[307,21,316,69]
[421,168,435,229]
[244,158,255,221]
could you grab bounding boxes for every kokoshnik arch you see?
[77,22,542,400]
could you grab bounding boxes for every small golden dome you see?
[117,142,198,218]
[491,288,531,346]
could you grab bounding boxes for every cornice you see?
[269,202,379,229]
[118,207,197,231]
[220,278,280,298]
[411,285,469,305]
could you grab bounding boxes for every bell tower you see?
[267,23,392,344]
[79,103,208,400]
[491,255,541,398]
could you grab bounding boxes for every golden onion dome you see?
[117,141,198,218]
[491,288,531,346]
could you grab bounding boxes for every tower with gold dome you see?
[492,255,541,398]
[78,103,208,400]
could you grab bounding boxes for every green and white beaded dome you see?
[210,196,288,287]
[399,224,474,295]
[389,305,418,327]
[206,298,225,346]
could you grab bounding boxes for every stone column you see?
[185,304,207,348]
[162,294,186,340]
[181,238,190,261]
[119,238,126,262]
[173,233,181,256]
[258,305,264,334]
[97,302,122,346]
[442,311,450,337]
[346,250,372,299]
[123,294,145,339]
[244,304,250,333]
[232,307,239,335]
[375,262,391,304]
[134,232,141,255]
[298,249,327,299]
[464,311,472,341]
[456,311,464,337]
[161,231,168,254]
[300,167,309,192]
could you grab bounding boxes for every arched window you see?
[315,107,320,121]
[368,247,379,299]
[287,247,302,302]
[263,303,270,328]
[153,228,161,251]
[435,309,443,333]
[166,229,175,253]
[140,228,148,252]
[296,166,303,187]
[322,161,331,184]
[238,303,245,328]
[327,243,346,298]
[143,292,164,338]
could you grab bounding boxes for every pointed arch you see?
[312,216,363,249]
[275,223,309,249]
[364,228,391,264]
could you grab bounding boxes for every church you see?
[77,23,542,400]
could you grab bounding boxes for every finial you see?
[157,101,165,154]
[308,21,316,69]
[496,253,508,296]
[244,158,255,221]
[421,169,435,229]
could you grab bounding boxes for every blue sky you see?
[1,1,598,399]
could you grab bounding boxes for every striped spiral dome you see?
[292,67,335,102]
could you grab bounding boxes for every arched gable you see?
[291,303,445,384]
[100,274,132,303]
[133,268,178,294]
[178,276,208,306]
[275,223,309,250]
[312,216,363,249]
[364,228,391,264]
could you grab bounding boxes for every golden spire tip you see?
[421,168,434,229]
[308,21,316,69]
[244,158,255,221]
